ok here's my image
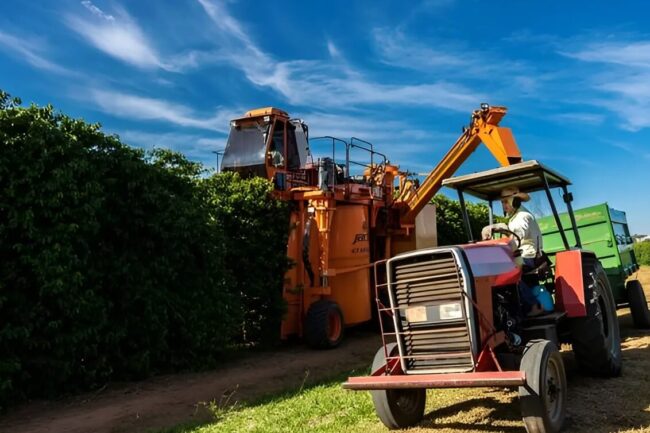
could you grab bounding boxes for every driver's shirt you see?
[508,206,542,259]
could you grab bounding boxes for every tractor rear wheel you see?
[570,259,622,376]
[370,343,426,430]
[304,300,344,349]
[627,280,650,329]
[519,340,567,433]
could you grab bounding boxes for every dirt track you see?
[0,331,381,433]
[1,269,649,433]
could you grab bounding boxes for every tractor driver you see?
[482,186,550,315]
[481,186,541,266]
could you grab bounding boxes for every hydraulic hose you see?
[303,218,315,287]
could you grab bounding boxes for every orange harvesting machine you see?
[220,104,522,347]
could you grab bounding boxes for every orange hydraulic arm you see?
[398,104,522,223]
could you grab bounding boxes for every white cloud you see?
[118,130,198,150]
[371,27,529,83]
[116,129,225,166]
[563,41,650,69]
[0,30,74,75]
[561,40,650,130]
[81,1,115,21]
[600,139,634,154]
[326,40,341,59]
[526,153,599,168]
[65,3,169,70]
[89,89,237,132]
[195,0,483,111]
[373,28,468,70]
[550,112,605,125]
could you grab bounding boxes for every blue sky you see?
[1,0,649,233]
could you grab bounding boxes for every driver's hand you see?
[491,223,509,235]
[481,225,493,241]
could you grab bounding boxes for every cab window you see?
[270,120,285,167]
[286,123,300,170]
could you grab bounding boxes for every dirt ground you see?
[0,331,382,433]
[1,268,649,433]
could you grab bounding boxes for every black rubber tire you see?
[519,340,567,433]
[304,300,344,349]
[627,280,650,329]
[370,343,426,430]
[570,259,622,377]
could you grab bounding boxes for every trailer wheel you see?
[304,300,344,349]
[370,343,426,430]
[519,340,567,433]
[570,260,622,376]
[627,280,650,329]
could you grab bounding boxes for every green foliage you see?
[0,92,289,407]
[432,195,490,245]
[634,241,650,266]
[204,173,289,345]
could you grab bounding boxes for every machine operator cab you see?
[220,107,310,189]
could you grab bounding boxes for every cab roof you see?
[242,107,289,119]
[441,160,571,201]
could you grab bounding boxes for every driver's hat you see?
[500,186,530,202]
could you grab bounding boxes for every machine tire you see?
[627,280,650,329]
[570,259,622,377]
[370,343,426,430]
[304,300,344,349]
[519,340,567,433]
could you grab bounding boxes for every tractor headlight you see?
[405,305,427,323]
[439,302,463,320]
[404,302,463,323]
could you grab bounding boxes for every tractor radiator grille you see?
[389,251,475,374]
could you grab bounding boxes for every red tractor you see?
[344,160,622,433]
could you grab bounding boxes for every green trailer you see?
[539,202,650,327]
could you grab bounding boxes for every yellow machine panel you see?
[325,205,371,326]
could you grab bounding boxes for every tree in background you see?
[432,195,490,245]
[634,241,650,266]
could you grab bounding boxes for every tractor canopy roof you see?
[441,160,571,201]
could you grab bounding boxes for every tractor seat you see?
[523,252,552,278]
[522,311,566,327]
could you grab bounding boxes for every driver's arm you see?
[481,222,508,240]
[508,213,531,245]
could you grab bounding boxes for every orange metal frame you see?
[554,250,587,317]
[396,106,522,224]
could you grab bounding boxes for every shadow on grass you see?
[419,396,523,433]
[153,367,371,433]
[558,313,650,433]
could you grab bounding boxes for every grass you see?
[157,268,650,433]
[157,370,377,433]
[156,370,525,433]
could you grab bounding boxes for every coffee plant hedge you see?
[433,194,490,245]
[0,91,288,406]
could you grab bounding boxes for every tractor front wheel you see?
[304,300,344,349]
[519,340,567,433]
[370,343,426,430]
[627,280,650,329]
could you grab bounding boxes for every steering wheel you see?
[492,227,522,249]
